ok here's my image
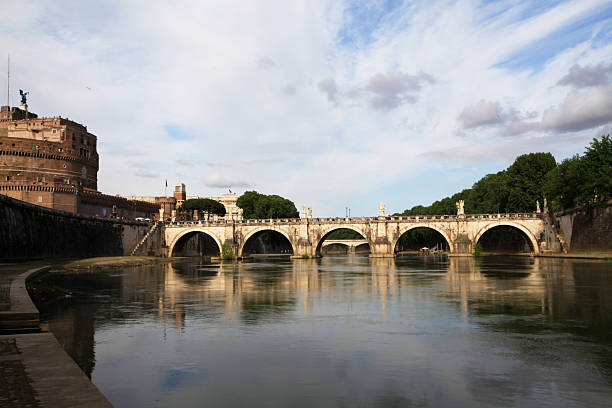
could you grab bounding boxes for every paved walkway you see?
[0,333,111,407]
[0,263,112,407]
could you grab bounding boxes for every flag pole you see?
[7,54,10,108]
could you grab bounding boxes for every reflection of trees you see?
[445,257,612,345]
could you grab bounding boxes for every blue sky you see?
[1,0,612,216]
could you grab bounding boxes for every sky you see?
[1,0,612,217]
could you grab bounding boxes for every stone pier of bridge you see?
[163,212,558,258]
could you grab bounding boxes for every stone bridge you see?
[164,212,554,258]
[321,239,370,254]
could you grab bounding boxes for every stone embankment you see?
[556,201,612,254]
[0,265,112,407]
[0,194,156,261]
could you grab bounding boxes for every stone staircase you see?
[549,212,570,254]
[130,222,161,256]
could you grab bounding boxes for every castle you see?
[1,93,243,220]
[0,102,158,219]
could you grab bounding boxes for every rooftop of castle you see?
[0,106,88,130]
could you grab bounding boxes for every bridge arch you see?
[473,222,539,254]
[355,243,370,252]
[169,228,223,257]
[315,226,371,256]
[239,228,295,257]
[393,224,453,253]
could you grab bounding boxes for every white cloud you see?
[459,100,503,129]
[318,78,339,104]
[557,62,612,88]
[134,170,160,179]
[364,71,435,110]
[257,56,276,70]
[542,85,612,132]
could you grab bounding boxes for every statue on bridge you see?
[378,202,385,217]
[456,200,465,216]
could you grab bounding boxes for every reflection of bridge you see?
[164,213,556,258]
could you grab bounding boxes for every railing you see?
[165,212,543,227]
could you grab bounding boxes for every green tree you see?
[504,152,556,212]
[182,198,226,217]
[236,191,259,218]
[544,155,585,210]
[467,172,509,213]
[582,135,612,204]
[545,135,612,210]
[237,191,299,219]
[398,153,555,215]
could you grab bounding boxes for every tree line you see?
[236,191,299,219]
[397,135,611,216]
[179,192,299,220]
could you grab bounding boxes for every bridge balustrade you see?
[164,212,542,227]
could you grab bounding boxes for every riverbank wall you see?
[556,201,612,253]
[0,194,153,260]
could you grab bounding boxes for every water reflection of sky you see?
[37,256,612,407]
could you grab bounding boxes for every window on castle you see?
[5,176,9,181]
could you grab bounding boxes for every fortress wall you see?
[0,194,151,260]
[556,202,612,252]
[0,136,99,189]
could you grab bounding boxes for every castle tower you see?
[174,183,186,207]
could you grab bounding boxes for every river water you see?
[34,256,612,407]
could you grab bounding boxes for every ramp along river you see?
[32,255,612,407]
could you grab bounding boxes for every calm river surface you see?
[35,256,612,407]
